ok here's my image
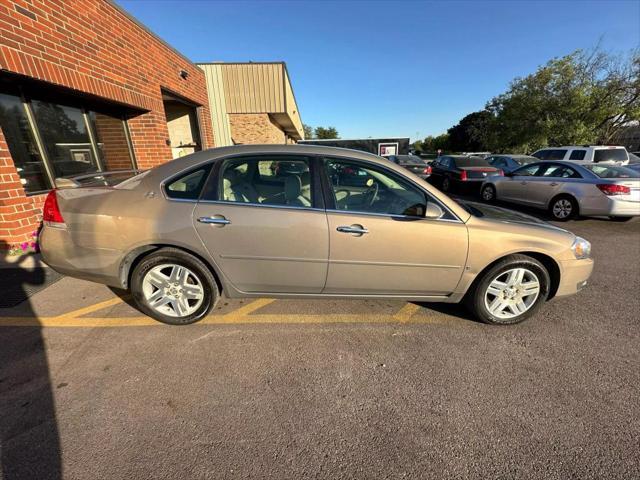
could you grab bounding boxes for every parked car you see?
[480,160,640,221]
[486,154,538,174]
[532,145,629,165]
[387,154,432,179]
[430,155,503,192]
[40,144,593,326]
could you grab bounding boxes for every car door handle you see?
[520,181,527,185]
[337,225,369,235]
[197,216,231,226]
[549,182,559,186]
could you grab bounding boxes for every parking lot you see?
[1,203,639,479]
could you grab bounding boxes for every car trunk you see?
[460,166,501,179]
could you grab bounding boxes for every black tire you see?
[464,254,550,325]
[130,247,218,325]
[609,216,633,222]
[481,184,496,203]
[441,176,452,192]
[549,195,578,221]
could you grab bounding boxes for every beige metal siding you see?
[284,69,303,139]
[221,63,285,113]
[199,64,233,146]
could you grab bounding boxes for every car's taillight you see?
[460,170,468,181]
[423,166,432,175]
[43,190,65,225]
[497,169,504,176]
[596,184,630,196]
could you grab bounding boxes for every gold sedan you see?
[40,145,593,326]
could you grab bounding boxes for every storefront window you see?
[31,100,100,178]
[0,93,51,193]
[0,89,137,194]
[89,111,135,171]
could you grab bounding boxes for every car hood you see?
[460,200,570,233]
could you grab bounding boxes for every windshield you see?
[454,157,491,167]
[582,164,639,179]
[593,148,628,163]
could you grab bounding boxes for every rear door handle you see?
[197,215,231,226]
[337,225,369,236]
[549,182,559,186]
[520,181,527,185]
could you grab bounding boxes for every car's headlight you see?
[571,236,591,259]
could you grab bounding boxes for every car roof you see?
[146,144,386,180]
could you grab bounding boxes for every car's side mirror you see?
[424,202,444,219]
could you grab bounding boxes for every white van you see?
[532,146,629,165]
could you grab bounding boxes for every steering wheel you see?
[363,182,379,207]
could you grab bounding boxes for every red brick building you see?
[0,0,215,250]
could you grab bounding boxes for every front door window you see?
[324,159,427,217]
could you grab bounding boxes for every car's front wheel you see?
[131,248,218,325]
[466,254,550,325]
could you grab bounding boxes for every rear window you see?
[593,148,629,163]
[398,155,426,165]
[582,165,639,179]
[453,157,491,167]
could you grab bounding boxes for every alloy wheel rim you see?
[553,199,572,218]
[443,178,450,190]
[482,186,494,200]
[142,264,204,317]
[484,268,540,320]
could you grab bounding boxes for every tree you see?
[421,133,450,152]
[447,110,495,152]
[486,48,640,152]
[303,123,314,140]
[314,126,339,139]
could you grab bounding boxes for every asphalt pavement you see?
[0,213,639,479]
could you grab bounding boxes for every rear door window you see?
[547,149,568,160]
[541,164,582,178]
[569,149,586,160]
[513,164,543,176]
[208,156,313,208]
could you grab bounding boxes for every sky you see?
[117,0,639,141]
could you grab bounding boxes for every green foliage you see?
[486,48,640,152]
[314,126,339,139]
[303,123,314,140]
[447,110,495,152]
[421,133,450,153]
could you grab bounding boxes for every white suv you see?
[532,145,629,165]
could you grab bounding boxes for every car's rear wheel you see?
[609,216,634,222]
[131,248,218,325]
[441,176,452,192]
[549,195,578,221]
[465,254,550,325]
[481,184,496,202]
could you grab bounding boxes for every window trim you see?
[163,163,213,201]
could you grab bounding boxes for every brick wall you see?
[229,113,286,145]
[0,0,216,250]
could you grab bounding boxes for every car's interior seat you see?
[222,168,260,203]
[284,175,311,207]
[300,171,311,200]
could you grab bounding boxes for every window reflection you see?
[0,93,51,193]
[31,100,100,178]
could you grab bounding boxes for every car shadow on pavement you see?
[412,301,482,323]
[0,240,62,480]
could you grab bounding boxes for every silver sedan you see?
[480,160,640,221]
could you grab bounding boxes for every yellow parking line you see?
[216,298,276,322]
[53,295,128,320]
[393,302,422,322]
